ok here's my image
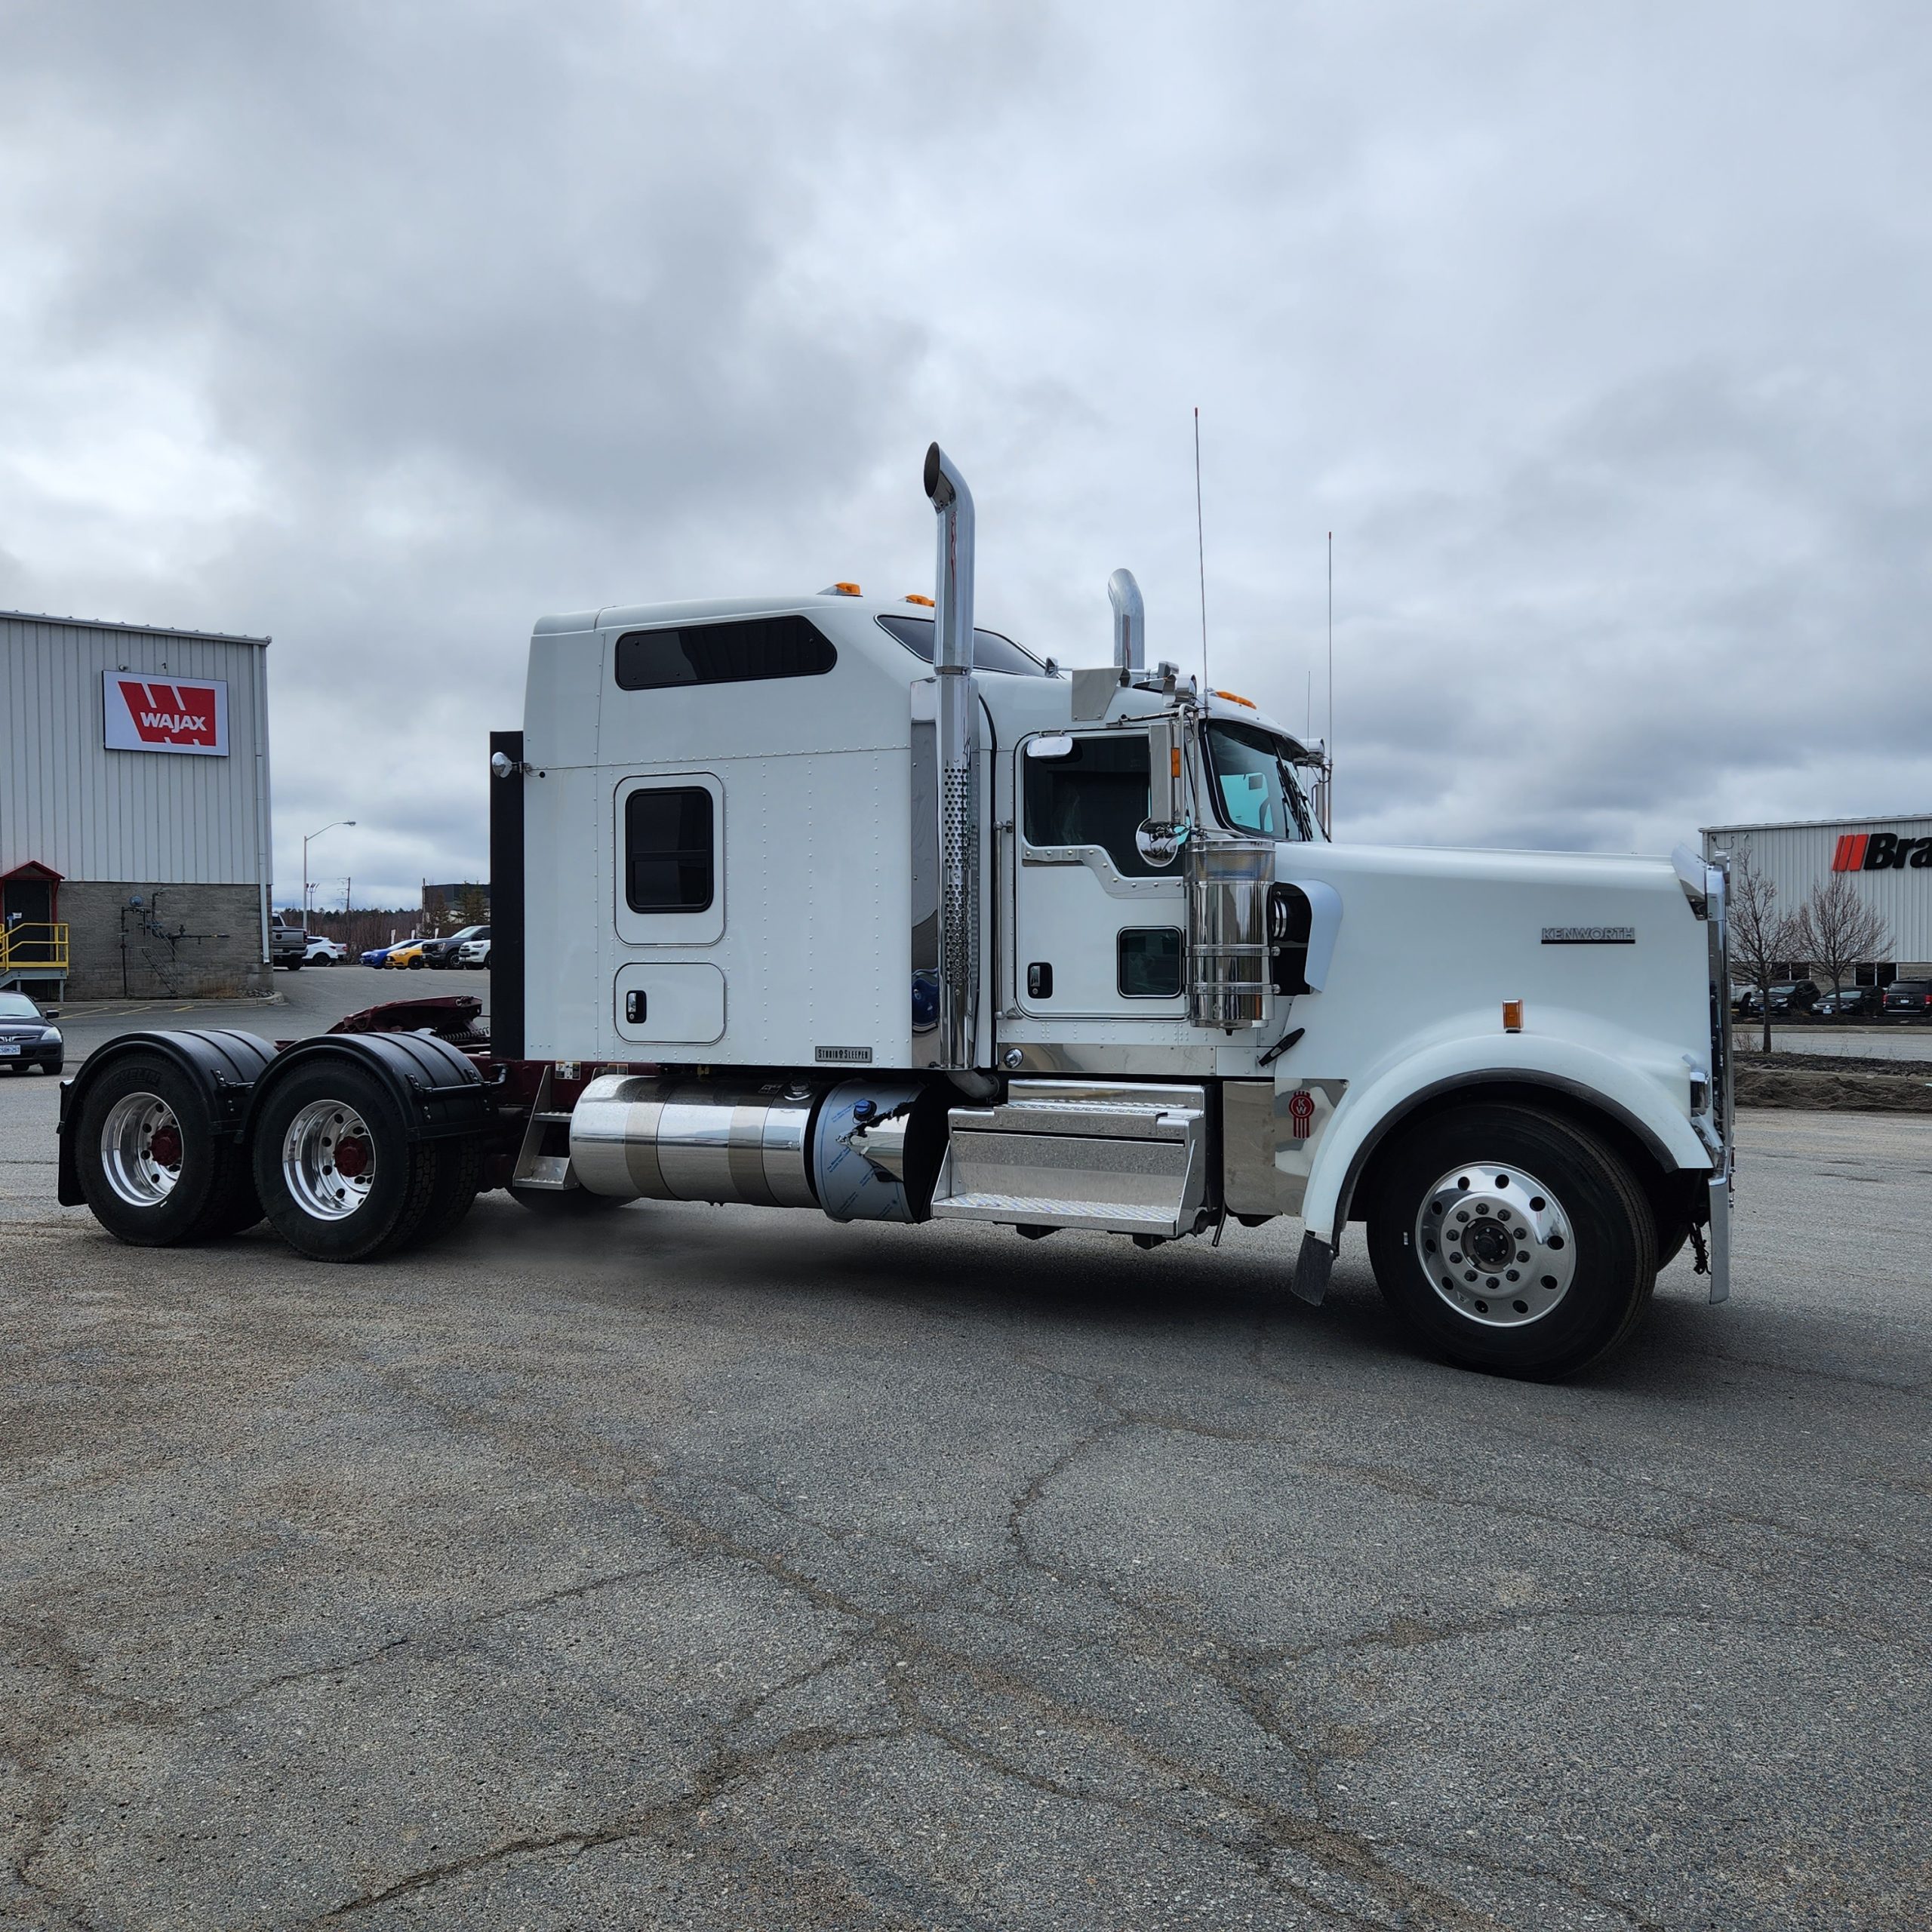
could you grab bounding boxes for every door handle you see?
[626,989,647,1024]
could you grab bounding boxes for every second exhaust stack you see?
[1109,568,1144,681]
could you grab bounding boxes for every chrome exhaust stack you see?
[924,442,978,1070]
[1108,568,1144,682]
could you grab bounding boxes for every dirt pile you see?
[1734,1058,1932,1112]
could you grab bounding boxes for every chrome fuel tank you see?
[569,1075,820,1207]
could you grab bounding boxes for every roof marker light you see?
[1213,689,1256,709]
[820,581,862,597]
[903,592,935,607]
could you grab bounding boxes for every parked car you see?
[270,922,306,971]
[360,944,397,967]
[0,990,61,1075]
[1882,980,1932,1018]
[303,935,347,964]
[456,935,492,969]
[385,940,429,969]
[1814,986,1881,1018]
[420,924,488,969]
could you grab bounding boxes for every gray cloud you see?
[2,1,1927,903]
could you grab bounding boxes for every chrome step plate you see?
[931,1081,1208,1240]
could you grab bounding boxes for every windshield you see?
[1204,722,1321,841]
[875,613,1052,678]
[0,993,43,1019]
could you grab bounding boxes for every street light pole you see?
[302,820,357,934]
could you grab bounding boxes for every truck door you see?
[1013,728,1187,1020]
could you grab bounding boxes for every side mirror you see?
[1146,717,1183,823]
[1025,734,1074,760]
[42,1008,60,1020]
[1135,820,1183,868]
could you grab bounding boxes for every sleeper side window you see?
[614,615,837,691]
[625,787,713,912]
[1022,733,1161,878]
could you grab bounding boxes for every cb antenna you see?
[1326,529,1334,834]
[1194,407,1208,695]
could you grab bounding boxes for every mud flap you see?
[1291,1231,1334,1306]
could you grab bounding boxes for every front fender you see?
[1294,1032,1712,1246]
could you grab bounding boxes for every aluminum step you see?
[931,1081,1208,1241]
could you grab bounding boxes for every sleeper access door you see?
[1012,728,1187,1021]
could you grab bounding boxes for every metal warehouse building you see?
[1703,813,1932,982]
[2,611,272,1001]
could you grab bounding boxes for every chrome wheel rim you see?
[1416,1161,1576,1327]
[100,1091,185,1207]
[282,1100,377,1220]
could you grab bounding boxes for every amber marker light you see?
[829,581,862,596]
[1503,1000,1524,1033]
[1212,689,1257,708]
[903,592,935,606]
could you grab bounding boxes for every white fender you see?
[1294,1027,1713,1247]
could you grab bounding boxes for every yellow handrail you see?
[0,921,69,971]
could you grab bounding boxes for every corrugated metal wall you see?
[1703,816,1932,964]
[1,614,269,884]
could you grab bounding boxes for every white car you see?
[303,935,348,964]
[455,937,491,969]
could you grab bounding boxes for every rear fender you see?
[57,1029,278,1207]
[242,1031,491,1146]
[1294,1034,1713,1247]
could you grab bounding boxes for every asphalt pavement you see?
[1,1066,1927,1930]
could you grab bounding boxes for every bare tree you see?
[1793,872,1890,1004]
[1725,842,1801,1054]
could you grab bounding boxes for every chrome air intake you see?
[924,441,978,1070]
[1185,835,1273,1029]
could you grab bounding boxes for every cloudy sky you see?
[2,1,1927,905]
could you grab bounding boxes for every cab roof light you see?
[903,592,935,607]
[1212,689,1256,709]
[820,581,863,597]
[1503,999,1524,1034]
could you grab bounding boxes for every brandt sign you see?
[102,672,229,756]
[1831,831,1932,872]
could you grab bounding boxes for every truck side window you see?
[1023,734,1161,877]
[614,616,836,691]
[625,788,713,912]
[1118,928,1183,997]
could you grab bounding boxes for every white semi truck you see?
[58,446,1734,1377]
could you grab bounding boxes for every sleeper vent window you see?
[614,615,837,691]
[625,788,713,913]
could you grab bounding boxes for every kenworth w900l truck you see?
[58,445,1734,1378]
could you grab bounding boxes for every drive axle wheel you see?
[74,1057,257,1245]
[251,1063,436,1261]
[1365,1103,1657,1380]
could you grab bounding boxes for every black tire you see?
[287,960,303,972]
[251,1060,438,1261]
[42,1060,63,1077]
[1655,1220,1690,1270]
[408,956,426,970]
[1364,1103,1657,1380]
[401,1134,485,1249]
[73,1055,249,1246]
